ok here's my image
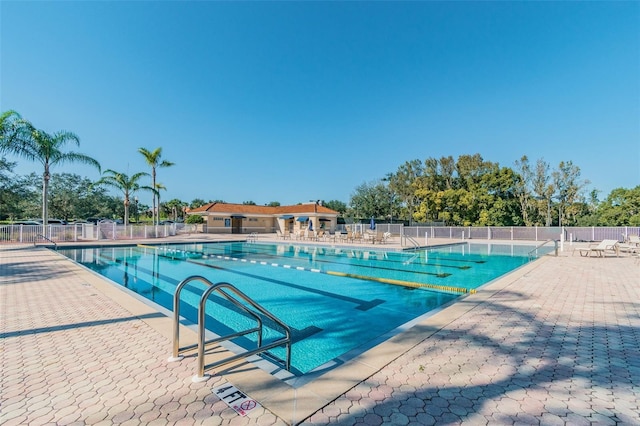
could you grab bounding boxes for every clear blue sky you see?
[2,1,639,208]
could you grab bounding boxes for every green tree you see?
[9,173,41,219]
[154,182,166,220]
[0,110,22,144]
[0,121,100,230]
[242,201,257,205]
[138,147,174,225]
[323,200,347,215]
[48,173,100,221]
[94,170,151,225]
[266,201,281,207]
[164,198,188,221]
[0,157,15,218]
[552,160,589,226]
[386,159,424,224]
[185,214,204,224]
[190,198,207,209]
[531,158,554,226]
[513,155,534,226]
[349,181,392,221]
[594,186,640,226]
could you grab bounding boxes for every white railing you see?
[0,223,180,244]
[375,225,640,243]
[3,223,639,245]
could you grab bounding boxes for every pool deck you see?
[1,234,639,425]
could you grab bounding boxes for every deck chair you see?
[376,231,391,244]
[575,239,619,257]
[626,235,640,246]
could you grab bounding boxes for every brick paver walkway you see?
[1,243,639,425]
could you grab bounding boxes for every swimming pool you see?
[59,241,541,376]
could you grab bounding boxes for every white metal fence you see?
[0,223,187,244]
[2,222,638,245]
[375,225,640,243]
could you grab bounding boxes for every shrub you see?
[185,215,204,224]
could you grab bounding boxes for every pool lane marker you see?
[144,245,475,295]
[325,271,476,294]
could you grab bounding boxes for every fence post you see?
[425,231,429,246]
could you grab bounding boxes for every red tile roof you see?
[188,202,338,216]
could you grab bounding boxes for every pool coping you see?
[51,239,548,424]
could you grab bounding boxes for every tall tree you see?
[513,155,534,226]
[0,110,22,144]
[94,170,151,225]
[154,182,166,220]
[386,159,424,224]
[164,198,188,221]
[0,121,100,230]
[138,147,174,225]
[532,158,554,226]
[595,186,640,226]
[552,160,589,226]
[349,180,392,220]
[324,200,347,215]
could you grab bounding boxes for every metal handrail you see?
[528,239,558,260]
[402,234,420,249]
[170,275,292,382]
[34,234,57,250]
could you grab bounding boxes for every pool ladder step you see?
[169,275,292,382]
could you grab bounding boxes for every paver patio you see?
[1,237,638,425]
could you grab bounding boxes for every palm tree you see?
[154,182,166,221]
[0,110,22,143]
[138,147,174,225]
[94,170,152,225]
[1,121,100,229]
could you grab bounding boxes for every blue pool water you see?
[59,241,541,375]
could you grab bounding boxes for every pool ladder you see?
[528,239,559,260]
[401,234,421,249]
[169,275,292,382]
[34,234,57,250]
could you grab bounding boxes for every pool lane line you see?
[139,244,478,294]
[96,253,325,342]
[172,250,474,295]
[137,244,158,249]
[184,258,385,311]
[157,247,454,280]
[324,270,476,294]
[136,242,387,309]
[137,246,472,295]
[204,243,483,268]
[164,245,460,277]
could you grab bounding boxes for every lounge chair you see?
[574,239,620,257]
[625,235,640,246]
[375,232,391,244]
